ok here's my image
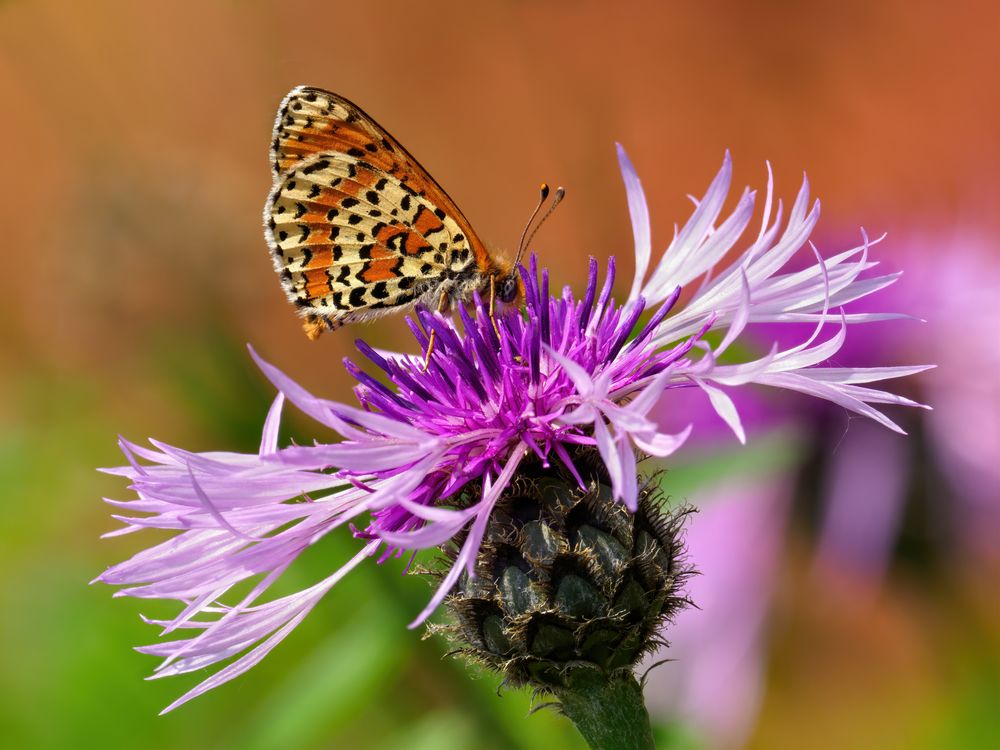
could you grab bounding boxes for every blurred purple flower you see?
[644,475,793,749]
[909,234,1000,558]
[813,418,910,585]
[98,146,929,711]
[803,228,999,580]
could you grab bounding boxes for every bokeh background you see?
[1,2,997,748]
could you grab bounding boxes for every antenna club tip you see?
[539,183,550,198]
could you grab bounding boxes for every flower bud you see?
[432,448,691,695]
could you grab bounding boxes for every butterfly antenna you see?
[513,184,565,269]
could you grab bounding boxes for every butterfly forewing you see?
[265,86,495,336]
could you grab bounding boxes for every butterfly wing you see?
[265,87,493,337]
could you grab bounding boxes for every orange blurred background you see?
[1,2,996,749]
[3,1,997,382]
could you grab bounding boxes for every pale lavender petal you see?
[696,380,746,444]
[157,540,378,714]
[545,345,597,397]
[559,403,600,426]
[715,269,752,356]
[644,152,733,301]
[617,143,652,306]
[769,317,847,373]
[187,466,260,542]
[248,346,365,437]
[599,401,659,433]
[259,393,285,457]
[753,371,907,433]
[804,365,936,384]
[276,441,440,472]
[617,366,677,416]
[617,437,639,511]
[632,425,693,457]
[377,509,475,549]
[593,418,624,501]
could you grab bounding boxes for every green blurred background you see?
[1,2,997,748]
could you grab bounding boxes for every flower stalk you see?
[555,671,654,750]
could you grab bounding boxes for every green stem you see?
[554,672,654,750]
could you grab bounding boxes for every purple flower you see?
[97,146,930,712]
[811,228,1000,570]
[643,474,793,748]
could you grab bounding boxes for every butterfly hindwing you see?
[266,86,496,336]
[265,151,480,331]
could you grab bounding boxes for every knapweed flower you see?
[97,146,930,713]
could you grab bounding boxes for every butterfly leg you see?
[488,275,502,341]
[302,314,337,341]
[302,315,326,341]
[421,289,450,371]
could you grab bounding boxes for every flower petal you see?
[617,143,652,306]
[632,424,693,457]
[695,379,746,443]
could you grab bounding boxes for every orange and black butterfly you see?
[264,86,556,341]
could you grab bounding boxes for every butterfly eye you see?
[498,276,519,304]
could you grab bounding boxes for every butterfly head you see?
[481,265,524,310]
[496,271,521,305]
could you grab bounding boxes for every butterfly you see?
[264,86,558,342]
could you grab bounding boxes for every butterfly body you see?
[265,86,518,339]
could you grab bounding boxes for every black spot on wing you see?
[302,159,331,175]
